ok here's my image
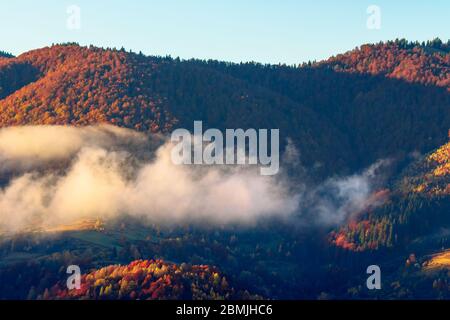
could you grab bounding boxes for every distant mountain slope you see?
[0,40,449,176]
[0,60,39,99]
[331,134,450,252]
[319,38,450,90]
[0,45,174,132]
[185,39,450,171]
[40,259,257,300]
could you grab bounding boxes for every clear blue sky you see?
[0,0,449,64]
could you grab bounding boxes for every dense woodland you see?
[0,40,449,299]
[321,38,450,89]
[332,138,450,252]
[42,259,258,300]
[0,40,449,177]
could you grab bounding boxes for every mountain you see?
[204,40,450,172]
[319,38,450,90]
[0,40,449,177]
[39,259,258,300]
[325,134,450,299]
[0,45,174,132]
[0,40,449,300]
[331,135,450,252]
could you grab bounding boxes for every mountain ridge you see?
[319,38,450,90]
[0,40,449,178]
[0,40,449,299]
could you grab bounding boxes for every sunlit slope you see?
[331,136,450,251]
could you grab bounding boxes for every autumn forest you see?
[0,38,449,300]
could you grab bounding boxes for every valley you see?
[0,39,449,300]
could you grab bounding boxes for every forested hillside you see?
[321,38,450,90]
[41,259,257,300]
[0,40,449,299]
[331,135,450,252]
[0,40,448,176]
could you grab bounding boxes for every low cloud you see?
[304,160,390,226]
[0,125,388,234]
[0,125,149,172]
[0,125,299,232]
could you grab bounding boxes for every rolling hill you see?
[0,39,449,299]
[320,38,450,90]
[331,134,450,252]
[40,259,258,300]
[0,40,449,177]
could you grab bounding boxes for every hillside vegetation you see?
[331,135,450,252]
[41,259,257,300]
[0,40,449,299]
[0,40,449,176]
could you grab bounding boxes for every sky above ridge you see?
[0,0,449,64]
